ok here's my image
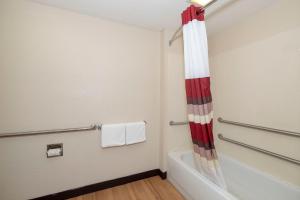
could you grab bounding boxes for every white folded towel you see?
[101,123,126,148]
[125,121,146,145]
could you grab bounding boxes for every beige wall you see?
[210,0,300,186]
[159,30,192,171]
[0,0,161,199]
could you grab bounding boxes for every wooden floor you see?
[68,176,185,200]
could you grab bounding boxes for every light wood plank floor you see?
[68,176,185,200]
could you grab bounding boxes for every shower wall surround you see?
[159,0,300,188]
[209,0,300,186]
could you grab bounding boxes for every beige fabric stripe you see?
[193,149,218,179]
[188,111,213,124]
[193,144,218,161]
[187,103,213,116]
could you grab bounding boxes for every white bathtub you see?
[167,150,300,200]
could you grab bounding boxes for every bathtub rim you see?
[168,149,300,194]
[218,150,300,192]
[168,150,238,200]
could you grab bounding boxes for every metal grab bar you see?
[170,117,300,138]
[218,134,300,165]
[169,121,189,126]
[0,125,99,138]
[218,117,300,138]
[0,120,148,138]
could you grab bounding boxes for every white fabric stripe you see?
[188,111,213,124]
[183,19,209,79]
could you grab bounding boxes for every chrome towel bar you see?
[218,134,300,165]
[218,117,300,137]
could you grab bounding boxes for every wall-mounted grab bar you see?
[218,117,300,137]
[218,134,300,165]
[169,121,189,126]
[0,125,99,138]
[170,117,300,138]
[0,120,148,139]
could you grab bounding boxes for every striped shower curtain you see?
[182,5,227,189]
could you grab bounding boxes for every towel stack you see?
[101,121,146,148]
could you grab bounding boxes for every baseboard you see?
[158,170,167,180]
[31,169,167,200]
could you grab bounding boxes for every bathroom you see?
[0,0,299,199]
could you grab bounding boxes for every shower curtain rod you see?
[169,0,218,46]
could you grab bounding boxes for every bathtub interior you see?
[180,151,300,200]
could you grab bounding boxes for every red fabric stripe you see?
[182,5,205,25]
[189,121,214,149]
[185,77,211,99]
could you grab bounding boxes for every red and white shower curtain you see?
[182,5,226,188]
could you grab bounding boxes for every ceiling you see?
[32,0,278,35]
